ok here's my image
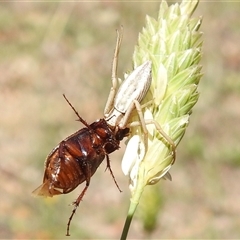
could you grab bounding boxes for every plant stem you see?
[121,178,145,240]
[120,200,138,240]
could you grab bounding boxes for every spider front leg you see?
[122,100,176,162]
[104,28,123,117]
[144,119,176,162]
[118,99,149,152]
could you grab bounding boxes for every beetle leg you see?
[105,154,122,192]
[58,140,94,236]
[66,160,91,236]
[59,139,83,160]
[104,27,123,116]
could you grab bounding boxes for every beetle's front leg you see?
[105,154,122,192]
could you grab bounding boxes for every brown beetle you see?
[33,119,127,196]
[33,95,129,236]
[33,28,156,236]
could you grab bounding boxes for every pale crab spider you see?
[104,28,176,161]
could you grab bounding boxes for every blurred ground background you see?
[1,1,240,239]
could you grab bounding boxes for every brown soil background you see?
[1,1,240,239]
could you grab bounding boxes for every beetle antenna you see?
[63,94,90,128]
